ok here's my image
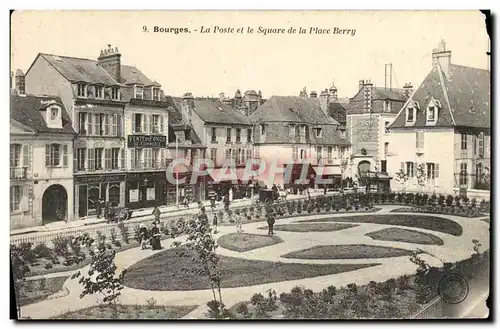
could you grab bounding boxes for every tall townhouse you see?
[388,40,490,198]
[178,93,254,193]
[344,78,410,191]
[164,96,206,203]
[10,77,76,229]
[24,45,171,216]
[250,94,350,188]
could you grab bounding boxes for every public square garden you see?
[11,192,490,319]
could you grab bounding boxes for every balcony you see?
[129,160,171,171]
[10,167,28,180]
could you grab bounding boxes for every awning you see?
[312,166,341,176]
[209,167,238,183]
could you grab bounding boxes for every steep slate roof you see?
[346,87,407,114]
[328,102,347,124]
[193,99,252,125]
[36,53,159,87]
[10,94,76,134]
[390,64,490,129]
[250,96,339,125]
[163,96,204,147]
[121,65,161,86]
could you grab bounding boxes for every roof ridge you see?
[450,63,490,73]
[436,62,456,125]
[40,52,98,62]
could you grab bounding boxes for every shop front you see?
[75,173,126,218]
[166,170,207,205]
[126,171,167,209]
[312,166,342,189]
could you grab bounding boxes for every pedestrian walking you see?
[266,213,275,236]
[96,199,104,218]
[152,206,161,224]
[103,202,109,222]
[212,213,218,233]
[236,214,243,234]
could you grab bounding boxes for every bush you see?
[52,236,70,257]
[445,195,454,207]
[110,228,121,247]
[33,243,53,259]
[117,222,130,244]
[235,303,251,318]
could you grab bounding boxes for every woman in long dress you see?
[151,223,162,250]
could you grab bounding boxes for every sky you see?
[10,10,489,99]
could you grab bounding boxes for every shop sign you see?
[75,174,126,184]
[127,135,167,148]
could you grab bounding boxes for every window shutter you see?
[73,149,77,171]
[412,162,417,177]
[435,164,439,179]
[88,148,95,170]
[420,132,425,149]
[45,145,50,166]
[160,149,166,167]
[22,185,29,212]
[131,113,136,133]
[121,149,125,169]
[415,132,419,148]
[62,144,68,166]
[22,145,29,167]
[105,149,111,170]
[131,149,136,169]
[160,115,164,133]
[143,114,148,133]
[87,114,92,135]
[149,115,153,133]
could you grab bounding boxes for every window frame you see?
[134,85,144,99]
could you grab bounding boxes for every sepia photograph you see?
[8,9,491,320]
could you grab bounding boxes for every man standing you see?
[152,206,161,224]
[266,212,275,236]
[96,199,103,218]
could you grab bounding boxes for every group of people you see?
[96,199,116,222]
[139,221,162,250]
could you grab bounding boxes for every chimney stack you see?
[98,45,122,83]
[15,69,25,95]
[310,91,317,98]
[219,92,225,102]
[403,82,413,99]
[359,80,365,91]
[182,92,195,123]
[363,79,373,112]
[432,39,451,78]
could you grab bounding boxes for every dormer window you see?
[406,107,415,123]
[111,87,120,100]
[95,85,104,99]
[50,107,59,120]
[314,128,323,138]
[426,99,441,125]
[134,85,144,99]
[384,100,391,112]
[77,83,86,97]
[152,87,160,101]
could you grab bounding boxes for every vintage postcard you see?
[9,10,491,320]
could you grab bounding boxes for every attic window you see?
[77,83,86,97]
[95,85,104,99]
[134,85,143,99]
[50,107,59,120]
[111,87,119,100]
[152,87,160,101]
[314,128,323,138]
[406,107,415,123]
[384,100,391,112]
[426,99,441,125]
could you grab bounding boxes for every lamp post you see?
[175,135,179,208]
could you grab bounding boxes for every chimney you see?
[358,79,365,90]
[15,69,25,95]
[219,92,225,102]
[182,92,194,124]
[329,82,338,102]
[310,91,317,98]
[257,90,263,105]
[97,45,122,83]
[319,89,329,115]
[299,87,308,98]
[403,82,413,99]
[363,79,373,112]
[432,39,451,78]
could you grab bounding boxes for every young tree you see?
[171,211,230,319]
[416,164,427,193]
[394,169,408,193]
[11,244,30,319]
[72,245,126,317]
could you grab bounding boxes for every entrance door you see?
[88,184,100,215]
[78,185,88,217]
[42,184,68,225]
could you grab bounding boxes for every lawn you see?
[298,214,463,236]
[282,244,414,260]
[20,276,69,306]
[123,248,379,291]
[54,304,198,319]
[217,233,283,252]
[366,228,444,246]
[258,223,358,232]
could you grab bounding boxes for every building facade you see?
[10,88,76,229]
[388,40,490,198]
[24,45,172,215]
[179,93,254,194]
[344,78,410,190]
[250,95,350,188]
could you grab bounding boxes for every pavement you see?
[11,190,329,238]
[20,205,490,320]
